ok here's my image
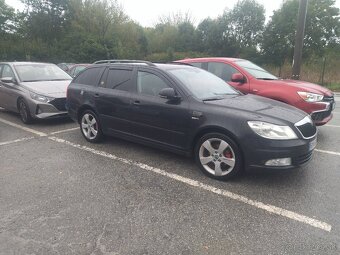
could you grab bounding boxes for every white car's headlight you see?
[297,91,323,102]
[30,92,54,103]
[248,121,298,140]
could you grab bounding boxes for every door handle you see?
[94,93,100,98]
[252,89,258,92]
[133,100,141,105]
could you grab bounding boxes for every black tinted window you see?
[137,71,169,96]
[74,67,102,86]
[208,62,239,82]
[106,69,132,91]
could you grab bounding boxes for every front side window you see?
[169,67,239,100]
[74,67,103,86]
[236,60,278,80]
[15,64,71,82]
[208,62,239,82]
[2,65,15,79]
[137,71,169,96]
[106,69,132,91]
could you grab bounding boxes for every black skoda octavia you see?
[67,60,317,180]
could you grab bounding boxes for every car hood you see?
[21,80,71,98]
[205,94,307,124]
[258,79,333,96]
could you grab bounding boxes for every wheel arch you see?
[191,126,244,160]
[77,104,98,123]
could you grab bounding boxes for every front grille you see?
[49,98,67,111]
[293,151,313,166]
[323,95,334,102]
[311,109,332,122]
[295,117,317,138]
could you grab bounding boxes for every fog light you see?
[36,106,42,114]
[265,158,292,166]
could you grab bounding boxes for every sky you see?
[5,0,340,27]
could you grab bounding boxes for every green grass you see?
[323,83,340,92]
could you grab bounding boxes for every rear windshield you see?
[15,64,72,82]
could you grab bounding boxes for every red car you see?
[178,58,335,126]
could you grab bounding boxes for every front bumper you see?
[298,96,335,126]
[29,97,68,119]
[244,136,317,170]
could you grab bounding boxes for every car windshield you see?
[236,60,278,80]
[168,67,240,100]
[15,64,72,82]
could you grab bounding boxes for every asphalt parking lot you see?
[1,96,340,255]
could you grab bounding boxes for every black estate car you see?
[67,60,317,180]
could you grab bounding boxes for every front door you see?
[129,69,191,150]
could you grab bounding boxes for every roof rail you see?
[166,62,193,66]
[93,59,156,66]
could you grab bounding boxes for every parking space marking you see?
[0,117,47,137]
[325,124,340,128]
[315,149,340,156]
[50,127,79,135]
[0,137,35,146]
[48,136,332,232]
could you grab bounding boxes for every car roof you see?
[1,62,56,66]
[92,62,195,71]
[179,57,246,63]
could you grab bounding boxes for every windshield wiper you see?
[202,96,224,101]
[22,80,42,82]
[257,78,277,80]
[45,79,71,81]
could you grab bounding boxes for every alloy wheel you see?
[81,113,98,140]
[199,138,236,177]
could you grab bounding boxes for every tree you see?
[0,0,15,34]
[224,0,265,48]
[262,0,340,66]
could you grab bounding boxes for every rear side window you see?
[106,69,132,91]
[137,71,169,96]
[74,67,103,86]
[208,62,239,82]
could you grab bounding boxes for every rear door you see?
[94,67,134,135]
[128,68,191,150]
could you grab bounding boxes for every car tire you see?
[194,133,243,180]
[18,99,33,124]
[80,110,103,143]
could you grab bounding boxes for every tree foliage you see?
[0,0,339,66]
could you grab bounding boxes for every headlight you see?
[30,92,54,103]
[297,91,323,102]
[248,121,298,140]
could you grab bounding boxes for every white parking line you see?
[315,149,340,156]
[50,127,79,135]
[0,117,47,137]
[325,124,340,128]
[0,137,35,146]
[49,136,332,232]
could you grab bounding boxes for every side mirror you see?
[231,73,246,83]
[1,77,17,84]
[159,88,181,101]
